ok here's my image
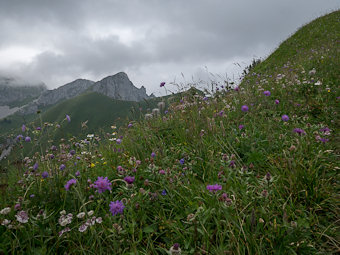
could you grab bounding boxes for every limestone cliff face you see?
[36,79,95,106]
[20,79,95,114]
[90,72,150,102]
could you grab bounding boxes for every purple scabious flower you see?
[218,110,224,116]
[160,82,166,87]
[94,177,112,193]
[319,138,329,143]
[66,115,71,122]
[241,105,249,112]
[281,115,289,121]
[128,123,133,128]
[179,158,185,165]
[75,171,80,177]
[159,169,166,175]
[36,127,41,131]
[206,184,222,193]
[124,176,135,184]
[25,136,31,142]
[69,150,76,155]
[16,134,24,141]
[151,152,156,158]
[238,124,245,130]
[65,179,77,191]
[161,189,167,195]
[293,128,306,135]
[41,171,49,178]
[275,99,280,104]
[33,163,39,171]
[116,138,122,144]
[109,200,125,216]
[263,90,271,96]
[59,164,66,171]
[320,127,331,133]
[22,124,26,132]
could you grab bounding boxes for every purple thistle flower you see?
[160,82,166,87]
[263,90,271,96]
[218,110,224,116]
[65,179,77,191]
[21,124,26,132]
[159,169,166,175]
[94,177,112,193]
[69,150,76,155]
[241,105,249,112]
[179,158,185,165]
[25,136,31,142]
[151,152,156,158]
[293,128,306,135]
[66,115,71,122]
[109,200,125,216]
[124,176,135,184]
[238,124,245,130]
[234,87,239,92]
[41,171,49,178]
[206,184,222,193]
[281,115,289,121]
[275,99,280,104]
[59,164,66,171]
[36,127,41,131]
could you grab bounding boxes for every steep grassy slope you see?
[0,11,339,255]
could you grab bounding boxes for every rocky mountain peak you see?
[90,72,150,101]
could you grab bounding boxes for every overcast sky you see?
[0,0,338,95]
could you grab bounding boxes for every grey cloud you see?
[0,0,338,92]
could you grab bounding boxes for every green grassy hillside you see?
[0,10,339,254]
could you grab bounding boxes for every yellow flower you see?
[90,163,95,168]
[103,162,107,165]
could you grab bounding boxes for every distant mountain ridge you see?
[18,72,152,115]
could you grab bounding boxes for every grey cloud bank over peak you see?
[0,0,339,95]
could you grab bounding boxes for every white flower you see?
[15,211,29,223]
[96,217,102,224]
[0,207,11,215]
[79,224,88,232]
[77,212,86,219]
[60,210,66,215]
[58,213,73,226]
[1,219,11,225]
[87,210,94,216]
[87,134,94,138]
[309,68,316,75]
[314,80,322,86]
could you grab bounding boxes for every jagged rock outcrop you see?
[90,72,150,101]
[20,79,94,114]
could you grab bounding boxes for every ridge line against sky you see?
[0,0,338,95]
